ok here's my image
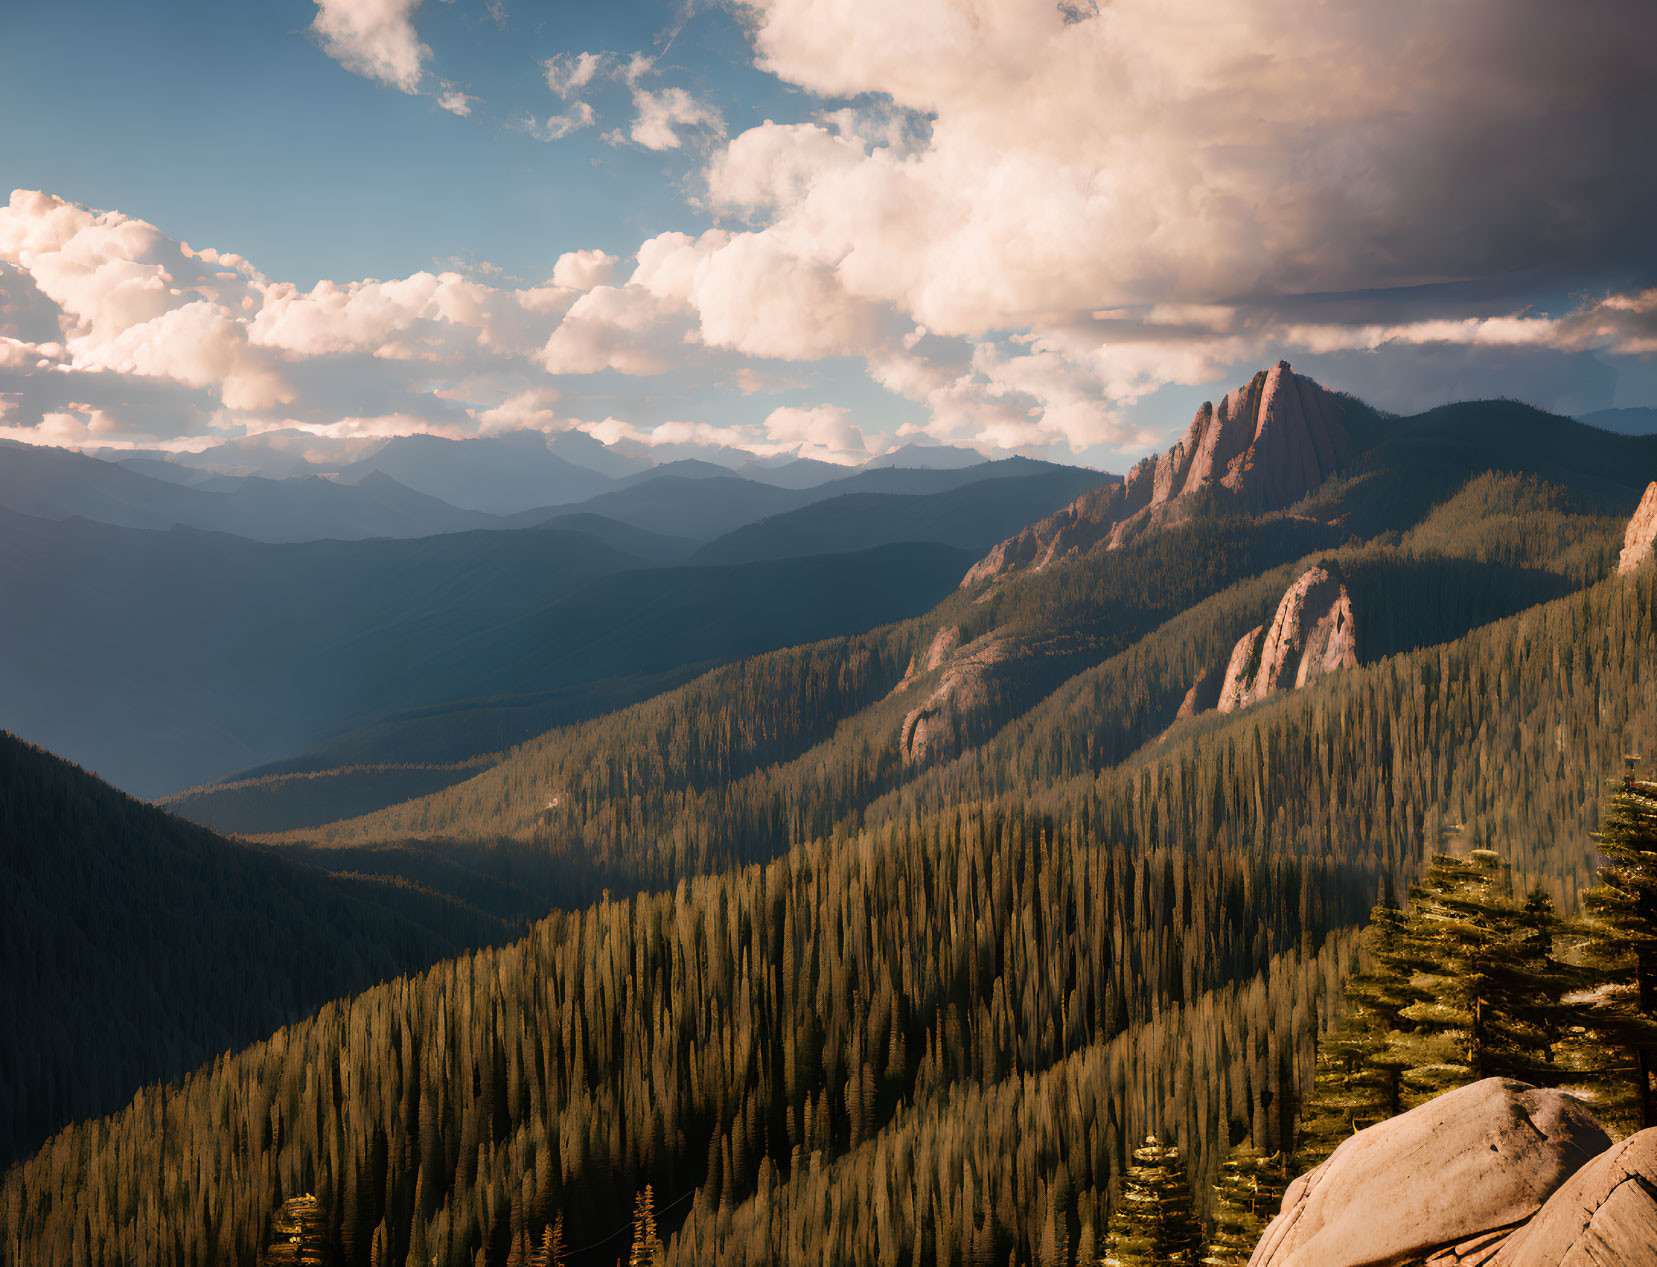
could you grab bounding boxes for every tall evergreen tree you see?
[1565,774,1657,1128]
[1202,1144,1284,1266]
[1103,1136,1203,1267]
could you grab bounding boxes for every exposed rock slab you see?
[899,636,1008,765]
[1247,1079,1610,1267]
[1490,1126,1657,1266]
[962,362,1350,585]
[1617,481,1657,575]
[1217,561,1356,713]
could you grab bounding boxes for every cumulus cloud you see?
[551,249,618,291]
[310,0,429,93]
[761,403,872,463]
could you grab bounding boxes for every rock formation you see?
[899,635,1008,764]
[1214,561,1356,715]
[1490,1126,1657,1265]
[962,362,1351,585]
[1617,481,1657,575]
[1248,1079,1612,1267]
[1174,662,1227,722]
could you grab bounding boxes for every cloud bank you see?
[5,0,1656,464]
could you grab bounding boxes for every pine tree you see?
[1202,1144,1284,1266]
[1565,774,1657,1128]
[629,1186,664,1267]
[1103,1136,1202,1266]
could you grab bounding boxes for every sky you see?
[1,0,1655,473]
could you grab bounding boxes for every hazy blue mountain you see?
[0,440,498,541]
[861,441,989,470]
[114,456,221,486]
[0,509,651,795]
[1580,406,1657,435]
[533,511,699,564]
[693,467,1112,565]
[1,499,973,796]
[546,428,653,477]
[735,456,850,488]
[610,457,748,489]
[338,430,617,513]
[509,474,809,538]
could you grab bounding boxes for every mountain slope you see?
[691,467,1111,565]
[0,730,499,1166]
[339,430,618,513]
[12,556,1657,1265]
[0,512,653,794]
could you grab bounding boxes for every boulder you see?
[1489,1126,1657,1266]
[1247,1079,1610,1267]
[1617,481,1657,576]
[1217,562,1356,713]
[961,362,1350,585]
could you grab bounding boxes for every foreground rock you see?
[962,362,1351,584]
[1617,481,1657,575]
[1491,1126,1657,1266]
[1248,1079,1610,1267]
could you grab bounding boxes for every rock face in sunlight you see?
[1490,1127,1657,1266]
[1617,480,1657,575]
[899,634,1008,764]
[1216,561,1357,714]
[1248,1079,1611,1267]
[961,362,1351,584]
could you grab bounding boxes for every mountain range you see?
[7,364,1657,1267]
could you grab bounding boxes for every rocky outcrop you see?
[1248,1079,1611,1267]
[1490,1127,1657,1266]
[1215,561,1356,714]
[1174,662,1226,722]
[1617,481,1657,575]
[962,362,1351,585]
[897,625,961,690]
[899,636,1008,764]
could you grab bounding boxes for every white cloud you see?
[623,86,724,151]
[543,51,608,98]
[529,103,596,141]
[310,0,429,93]
[435,88,474,116]
[762,403,872,464]
[538,284,688,376]
[551,249,618,291]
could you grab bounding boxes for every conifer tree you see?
[1566,775,1657,1128]
[1103,1136,1202,1266]
[1202,1144,1283,1265]
[628,1187,664,1267]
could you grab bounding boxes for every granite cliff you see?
[963,361,1351,585]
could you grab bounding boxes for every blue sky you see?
[2,0,1655,472]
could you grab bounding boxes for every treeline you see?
[0,797,1378,1266]
[894,562,1657,910]
[0,733,500,1168]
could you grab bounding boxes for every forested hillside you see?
[0,733,502,1168]
[7,382,1657,1266]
